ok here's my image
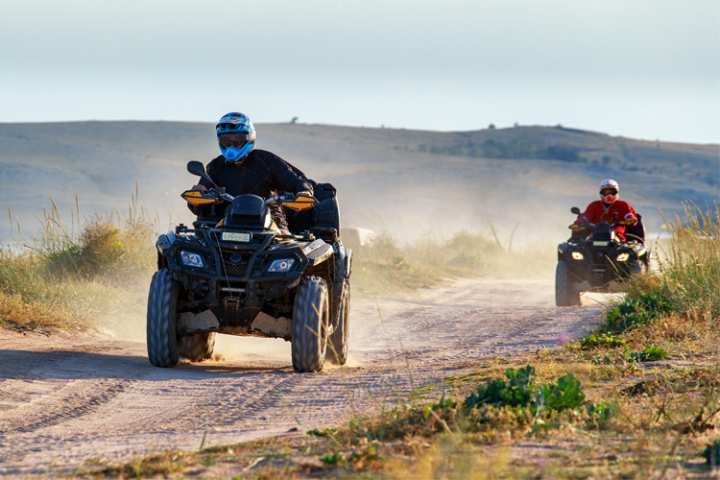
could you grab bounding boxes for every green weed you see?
[581,332,625,349]
[463,366,586,415]
[585,401,619,429]
[603,291,674,334]
[628,345,669,362]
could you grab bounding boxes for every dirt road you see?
[0,279,604,476]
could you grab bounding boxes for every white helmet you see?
[599,178,620,194]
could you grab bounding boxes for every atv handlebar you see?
[185,161,316,210]
[184,188,316,210]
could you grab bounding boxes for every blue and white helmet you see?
[216,112,256,163]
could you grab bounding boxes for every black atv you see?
[555,207,649,306]
[146,161,352,372]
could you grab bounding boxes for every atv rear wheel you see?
[146,268,180,367]
[291,276,330,373]
[327,280,349,365]
[178,332,216,362]
[555,261,580,307]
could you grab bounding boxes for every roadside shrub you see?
[536,374,585,412]
[43,220,154,278]
[463,366,585,415]
[0,198,156,331]
[464,366,536,411]
[603,291,674,333]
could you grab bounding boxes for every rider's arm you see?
[198,172,215,190]
[266,153,314,196]
[577,202,599,225]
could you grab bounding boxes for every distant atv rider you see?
[572,179,639,242]
[189,112,313,232]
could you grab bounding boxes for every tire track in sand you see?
[0,279,603,477]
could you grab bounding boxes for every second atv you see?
[146,161,352,372]
[555,206,649,306]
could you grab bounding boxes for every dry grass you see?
[0,196,155,331]
[352,231,554,295]
[1,199,550,331]
[76,206,719,478]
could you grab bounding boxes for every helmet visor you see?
[600,188,618,196]
[219,133,250,148]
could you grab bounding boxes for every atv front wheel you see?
[555,261,580,307]
[327,280,350,365]
[146,268,180,367]
[178,332,216,362]
[291,276,330,373]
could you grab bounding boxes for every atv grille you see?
[220,250,251,277]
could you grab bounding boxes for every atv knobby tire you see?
[327,280,349,365]
[147,268,180,367]
[292,276,330,373]
[178,332,216,362]
[555,261,580,307]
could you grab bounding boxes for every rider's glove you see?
[192,184,208,193]
[296,191,313,198]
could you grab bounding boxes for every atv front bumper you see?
[172,268,304,311]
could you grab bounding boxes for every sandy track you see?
[0,279,604,477]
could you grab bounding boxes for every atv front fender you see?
[155,231,177,269]
[303,239,334,266]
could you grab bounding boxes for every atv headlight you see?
[180,250,205,268]
[267,258,295,273]
[571,251,584,261]
[616,252,630,262]
[264,212,272,229]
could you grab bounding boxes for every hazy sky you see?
[2,0,718,143]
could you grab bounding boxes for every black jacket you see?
[191,149,313,227]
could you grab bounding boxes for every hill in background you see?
[0,121,717,244]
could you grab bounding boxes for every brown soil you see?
[0,278,603,477]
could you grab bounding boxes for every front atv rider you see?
[189,112,313,233]
[572,179,638,242]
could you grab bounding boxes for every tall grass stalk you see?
[652,205,719,319]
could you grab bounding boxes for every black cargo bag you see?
[286,182,340,239]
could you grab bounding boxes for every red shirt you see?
[577,200,638,241]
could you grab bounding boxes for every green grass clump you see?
[580,332,625,349]
[628,344,669,362]
[585,401,619,429]
[603,291,674,334]
[463,365,585,414]
[622,206,719,321]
